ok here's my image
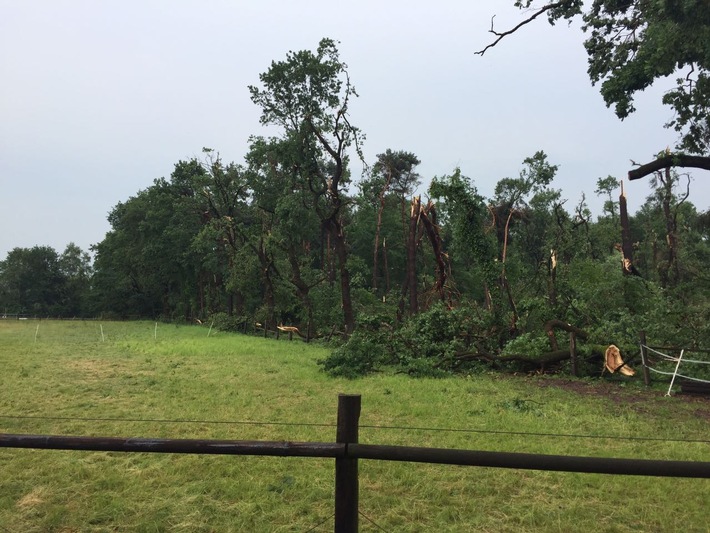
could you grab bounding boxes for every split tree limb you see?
[544,319,588,352]
[628,155,710,180]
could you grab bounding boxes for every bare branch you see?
[475,2,567,56]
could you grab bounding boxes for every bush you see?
[318,332,389,378]
[319,302,497,378]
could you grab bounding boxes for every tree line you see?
[2,19,709,376]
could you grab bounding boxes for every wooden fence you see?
[2,394,710,532]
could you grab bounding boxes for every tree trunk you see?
[618,182,637,276]
[382,237,390,294]
[372,171,394,290]
[286,244,316,334]
[420,201,448,304]
[548,249,557,307]
[327,217,355,335]
[658,168,680,286]
[500,209,518,334]
[407,197,421,315]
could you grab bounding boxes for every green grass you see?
[1,319,709,532]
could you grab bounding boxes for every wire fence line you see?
[1,413,709,445]
[640,341,710,398]
[3,395,710,533]
[643,345,710,367]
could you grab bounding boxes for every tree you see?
[478,1,710,155]
[0,246,64,315]
[92,163,206,319]
[246,136,328,334]
[249,38,364,334]
[429,169,494,305]
[649,166,690,286]
[368,150,421,292]
[489,151,559,333]
[595,176,620,220]
[58,243,92,316]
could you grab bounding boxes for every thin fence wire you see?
[0,414,334,429]
[359,510,389,532]
[302,513,334,532]
[642,344,710,385]
[644,345,710,366]
[2,414,709,445]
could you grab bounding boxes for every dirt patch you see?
[534,377,650,401]
[531,375,710,421]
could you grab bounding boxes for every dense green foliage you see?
[2,37,710,379]
[0,244,91,316]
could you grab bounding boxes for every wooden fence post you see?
[639,331,651,386]
[335,394,361,533]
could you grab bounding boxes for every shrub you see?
[319,302,497,378]
[318,332,389,378]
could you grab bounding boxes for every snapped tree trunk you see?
[618,182,638,276]
[500,209,518,334]
[548,249,557,307]
[407,197,421,315]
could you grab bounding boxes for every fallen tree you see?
[453,321,597,372]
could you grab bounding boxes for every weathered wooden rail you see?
[2,394,710,532]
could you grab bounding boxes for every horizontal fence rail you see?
[2,394,710,532]
[349,444,710,478]
[1,434,709,479]
[0,434,345,458]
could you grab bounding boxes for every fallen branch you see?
[544,319,588,351]
[455,349,573,369]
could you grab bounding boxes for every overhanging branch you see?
[475,2,567,56]
[628,155,710,180]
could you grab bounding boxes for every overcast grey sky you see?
[1,0,704,259]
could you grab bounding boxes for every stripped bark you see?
[419,201,449,304]
[407,197,421,315]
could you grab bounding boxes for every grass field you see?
[0,320,708,532]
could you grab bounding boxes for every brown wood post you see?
[569,333,578,377]
[639,331,651,386]
[335,394,361,533]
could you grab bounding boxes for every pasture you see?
[0,320,708,532]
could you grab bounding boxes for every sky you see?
[1,0,706,260]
